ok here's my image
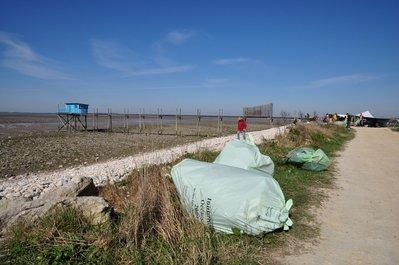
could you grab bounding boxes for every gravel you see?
[0,126,288,200]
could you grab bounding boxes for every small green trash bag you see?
[171,159,293,235]
[285,147,330,171]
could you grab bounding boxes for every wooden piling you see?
[196,109,201,136]
[160,108,163,135]
[96,108,98,131]
[175,108,178,136]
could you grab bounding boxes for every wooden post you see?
[110,108,113,131]
[67,114,71,132]
[156,108,160,134]
[57,104,60,131]
[196,109,200,136]
[175,108,178,136]
[160,108,163,135]
[217,109,220,135]
[123,108,126,132]
[92,110,95,131]
[126,108,129,132]
[96,108,99,131]
[197,109,202,137]
[179,108,182,136]
[107,108,113,131]
[142,108,145,133]
[139,108,142,133]
[221,109,224,134]
[107,108,110,130]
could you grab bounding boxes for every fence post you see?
[196,109,201,137]
[221,109,224,135]
[126,108,129,132]
[157,108,160,134]
[160,108,163,135]
[179,108,182,136]
[175,108,178,136]
[92,109,95,131]
[142,108,145,133]
[108,108,113,131]
[138,108,142,133]
[217,109,221,135]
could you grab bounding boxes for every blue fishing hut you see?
[57,103,89,131]
[58,103,89,115]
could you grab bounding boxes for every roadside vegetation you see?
[390,125,399,132]
[1,124,354,264]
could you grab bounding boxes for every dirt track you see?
[285,127,399,264]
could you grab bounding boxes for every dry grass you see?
[100,166,215,264]
[275,123,334,148]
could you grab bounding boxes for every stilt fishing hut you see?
[57,103,89,131]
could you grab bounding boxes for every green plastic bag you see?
[171,159,293,235]
[214,139,274,175]
[285,147,330,171]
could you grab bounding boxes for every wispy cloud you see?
[125,78,227,91]
[0,31,70,79]
[92,31,194,76]
[164,29,196,45]
[305,74,381,89]
[152,29,196,66]
[205,78,228,85]
[213,57,251,65]
[128,65,193,76]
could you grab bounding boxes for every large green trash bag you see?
[214,139,274,175]
[171,159,293,235]
[285,147,330,171]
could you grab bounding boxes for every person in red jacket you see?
[237,116,247,140]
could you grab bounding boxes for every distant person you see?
[346,113,351,128]
[359,114,364,126]
[237,116,247,140]
[323,113,329,123]
[333,113,338,122]
[306,113,310,120]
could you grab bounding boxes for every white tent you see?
[356,111,374,118]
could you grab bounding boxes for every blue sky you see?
[0,0,398,117]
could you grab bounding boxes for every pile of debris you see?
[171,138,293,235]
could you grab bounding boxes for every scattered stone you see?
[63,196,113,225]
[0,177,113,234]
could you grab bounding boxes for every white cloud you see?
[0,31,70,79]
[213,57,251,65]
[306,74,381,89]
[127,65,193,76]
[205,78,228,85]
[92,37,194,76]
[164,29,195,45]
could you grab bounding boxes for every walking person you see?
[346,112,351,128]
[237,116,247,140]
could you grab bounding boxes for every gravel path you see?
[0,126,288,200]
[284,127,399,265]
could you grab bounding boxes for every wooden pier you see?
[58,106,295,137]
